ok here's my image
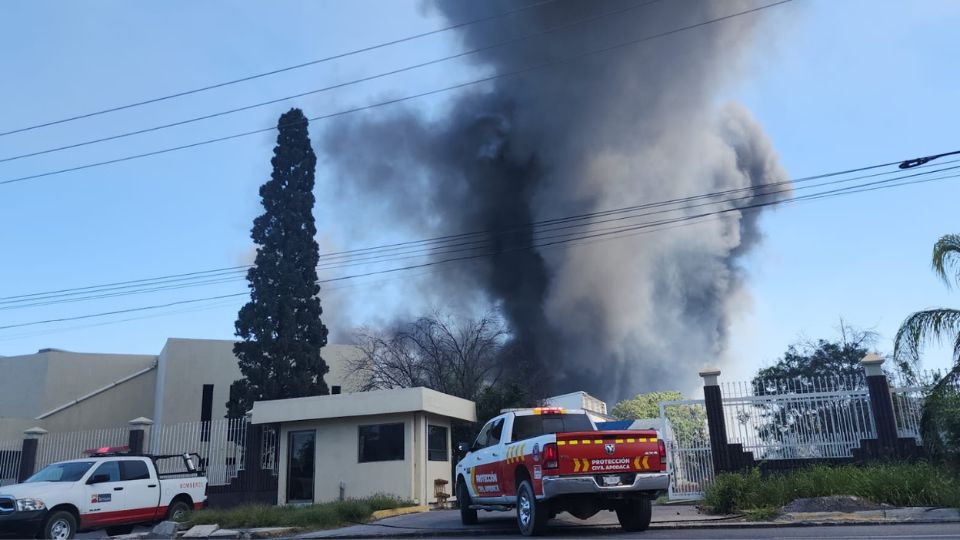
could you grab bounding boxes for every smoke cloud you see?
[319,0,788,402]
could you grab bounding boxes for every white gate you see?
[659,398,713,500]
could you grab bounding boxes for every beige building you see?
[0,338,363,440]
[250,387,476,505]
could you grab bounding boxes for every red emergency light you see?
[84,445,130,456]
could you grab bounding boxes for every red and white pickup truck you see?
[0,448,206,540]
[455,407,668,536]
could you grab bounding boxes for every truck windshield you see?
[25,461,95,483]
[512,413,595,440]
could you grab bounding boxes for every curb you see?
[370,506,430,521]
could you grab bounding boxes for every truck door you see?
[82,460,128,528]
[466,417,506,502]
[120,459,161,522]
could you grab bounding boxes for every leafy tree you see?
[226,108,329,418]
[894,234,960,462]
[611,391,707,445]
[753,322,882,393]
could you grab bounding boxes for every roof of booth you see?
[249,386,477,424]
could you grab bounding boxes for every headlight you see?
[16,498,46,512]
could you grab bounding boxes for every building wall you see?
[277,413,412,504]
[0,350,157,439]
[155,339,366,426]
[40,369,157,433]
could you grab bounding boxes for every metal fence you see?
[659,399,713,500]
[35,426,129,470]
[148,418,247,486]
[720,375,876,460]
[0,439,21,486]
[260,425,279,475]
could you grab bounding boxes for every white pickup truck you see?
[0,449,207,540]
[455,407,669,536]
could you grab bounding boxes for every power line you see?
[0,0,661,164]
[3,151,954,309]
[2,162,956,331]
[0,0,793,187]
[0,0,559,138]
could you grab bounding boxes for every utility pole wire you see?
[0,0,559,138]
[0,0,661,164]
[2,165,956,331]
[0,0,792,187]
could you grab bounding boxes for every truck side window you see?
[91,461,121,482]
[472,421,493,451]
[487,418,505,447]
[121,460,151,481]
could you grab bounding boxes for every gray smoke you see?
[319,0,789,402]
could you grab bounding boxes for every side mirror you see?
[87,474,111,485]
[456,441,470,456]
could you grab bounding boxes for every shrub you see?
[185,494,413,530]
[703,463,960,514]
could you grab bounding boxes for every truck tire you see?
[167,499,192,522]
[516,479,548,536]
[105,524,135,536]
[457,479,478,525]
[42,509,77,540]
[616,496,652,532]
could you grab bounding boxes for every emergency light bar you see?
[532,407,566,415]
[84,445,130,456]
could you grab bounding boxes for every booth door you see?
[287,430,316,503]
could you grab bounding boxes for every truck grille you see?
[0,496,14,513]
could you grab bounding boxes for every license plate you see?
[602,475,621,486]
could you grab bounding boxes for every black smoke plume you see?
[320,0,789,402]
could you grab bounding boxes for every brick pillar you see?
[17,427,47,483]
[861,354,899,452]
[700,367,731,473]
[128,417,154,455]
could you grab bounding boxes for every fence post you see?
[860,354,899,454]
[700,367,730,473]
[128,417,154,455]
[17,427,47,482]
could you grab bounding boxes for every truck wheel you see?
[457,479,478,525]
[167,500,192,522]
[105,524,135,536]
[42,510,77,540]
[616,496,652,532]
[516,479,548,536]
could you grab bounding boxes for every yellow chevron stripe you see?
[641,455,650,469]
[583,459,590,471]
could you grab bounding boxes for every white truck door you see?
[466,416,507,502]
[120,459,161,522]
[82,460,128,529]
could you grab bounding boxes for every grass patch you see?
[741,507,779,521]
[703,463,960,515]
[182,494,414,530]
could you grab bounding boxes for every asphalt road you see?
[443,523,960,539]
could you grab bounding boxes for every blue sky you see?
[1,0,958,387]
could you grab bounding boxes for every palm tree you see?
[894,234,960,459]
[894,234,960,383]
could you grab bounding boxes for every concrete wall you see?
[0,350,157,439]
[276,412,454,505]
[155,339,365,426]
[277,413,412,504]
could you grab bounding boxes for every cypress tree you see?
[226,108,329,417]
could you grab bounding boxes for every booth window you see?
[358,423,404,462]
[428,425,448,461]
